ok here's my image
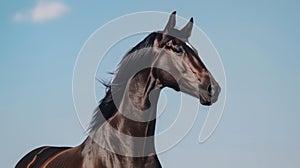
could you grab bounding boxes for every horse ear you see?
[181,17,193,38]
[164,11,176,32]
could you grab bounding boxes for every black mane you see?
[89,32,161,132]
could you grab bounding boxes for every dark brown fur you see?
[16,11,220,168]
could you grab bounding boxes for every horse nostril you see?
[208,84,212,94]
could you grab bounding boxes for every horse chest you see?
[82,146,161,168]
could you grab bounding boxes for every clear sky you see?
[1,0,300,167]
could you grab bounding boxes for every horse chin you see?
[199,97,212,106]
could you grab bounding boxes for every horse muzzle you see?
[199,82,221,106]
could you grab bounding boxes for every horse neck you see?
[87,68,161,157]
[122,68,160,121]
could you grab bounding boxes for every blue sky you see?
[1,0,300,167]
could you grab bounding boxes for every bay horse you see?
[16,11,220,168]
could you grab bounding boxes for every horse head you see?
[152,11,221,105]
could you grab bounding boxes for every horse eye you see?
[173,47,183,55]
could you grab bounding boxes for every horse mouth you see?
[199,92,220,106]
[199,96,212,106]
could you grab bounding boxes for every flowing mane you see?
[89,32,161,132]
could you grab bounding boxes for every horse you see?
[16,11,221,168]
